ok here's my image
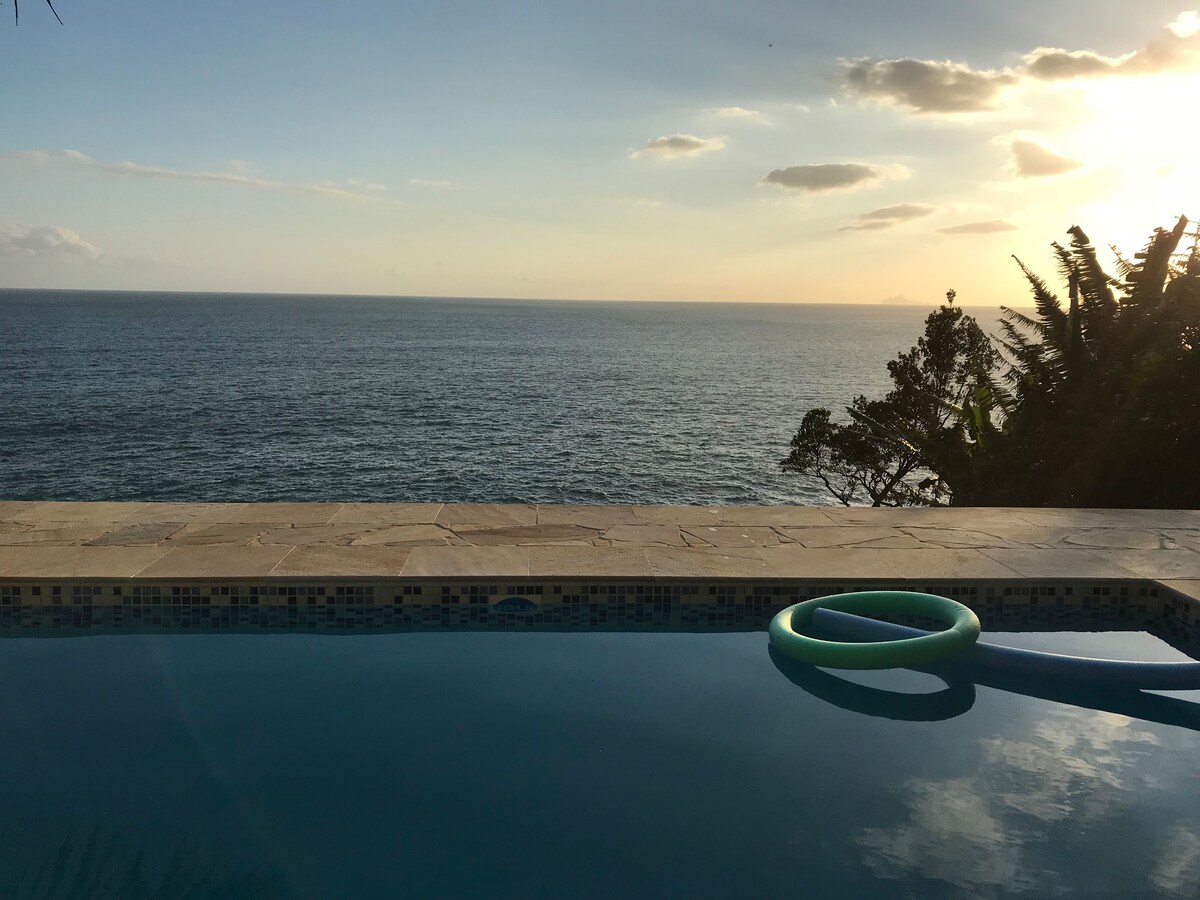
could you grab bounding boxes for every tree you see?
[782,291,998,506]
[784,216,1200,508]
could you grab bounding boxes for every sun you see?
[1066,72,1200,253]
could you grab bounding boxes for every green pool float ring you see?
[769,591,981,670]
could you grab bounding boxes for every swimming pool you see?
[2,627,1197,898]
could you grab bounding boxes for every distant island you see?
[880,294,918,305]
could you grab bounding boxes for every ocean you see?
[0,290,956,505]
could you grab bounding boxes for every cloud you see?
[938,219,1018,234]
[842,58,1017,113]
[0,149,393,202]
[840,202,935,231]
[1023,23,1200,80]
[0,224,101,261]
[1151,826,1200,896]
[858,709,1166,895]
[858,778,1022,893]
[1010,139,1082,177]
[1170,10,1200,38]
[630,134,726,160]
[843,13,1200,113]
[407,178,461,190]
[762,162,908,193]
[706,106,768,123]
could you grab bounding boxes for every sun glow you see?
[1065,72,1200,253]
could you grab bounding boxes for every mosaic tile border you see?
[2,577,1196,657]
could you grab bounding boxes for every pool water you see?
[1,630,1198,898]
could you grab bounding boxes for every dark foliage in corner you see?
[784,216,1200,508]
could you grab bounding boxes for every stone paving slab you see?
[1,502,1199,585]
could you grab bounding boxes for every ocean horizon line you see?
[0,286,1014,309]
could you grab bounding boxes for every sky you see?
[2,0,1199,303]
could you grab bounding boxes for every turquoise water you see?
[1,630,1197,898]
[0,290,947,505]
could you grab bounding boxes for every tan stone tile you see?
[630,506,742,525]
[85,522,186,546]
[819,506,1034,528]
[870,549,1023,579]
[776,526,914,548]
[136,545,293,578]
[457,524,603,546]
[601,524,689,546]
[977,548,1141,578]
[758,547,903,578]
[434,504,538,527]
[0,524,111,545]
[680,526,783,547]
[0,501,39,517]
[1061,528,1163,551]
[1166,530,1200,552]
[6,502,151,523]
[1090,549,1200,580]
[899,526,1057,549]
[218,503,343,524]
[718,506,839,526]
[110,503,250,524]
[329,503,443,524]
[1015,508,1200,529]
[529,547,653,577]
[1159,580,1200,603]
[269,544,411,577]
[536,505,638,528]
[167,523,280,546]
[846,536,928,548]
[351,524,454,545]
[0,545,172,578]
[401,546,529,577]
[645,547,777,578]
[259,524,374,546]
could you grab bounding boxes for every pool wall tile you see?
[1,577,1195,658]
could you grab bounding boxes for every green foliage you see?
[784,216,1200,508]
[783,292,998,506]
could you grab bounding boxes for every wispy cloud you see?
[630,134,726,160]
[1009,140,1082,177]
[706,106,768,123]
[1,149,396,202]
[938,220,1018,234]
[842,12,1200,113]
[762,162,909,193]
[0,223,101,261]
[839,202,936,231]
[407,178,462,190]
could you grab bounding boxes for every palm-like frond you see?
[1011,256,1069,349]
[1110,245,1137,280]
[1126,216,1189,309]
[1066,226,1118,339]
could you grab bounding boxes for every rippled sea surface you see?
[1,290,947,504]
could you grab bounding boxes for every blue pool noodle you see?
[811,608,1200,691]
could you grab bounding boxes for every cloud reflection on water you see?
[857,708,1196,896]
